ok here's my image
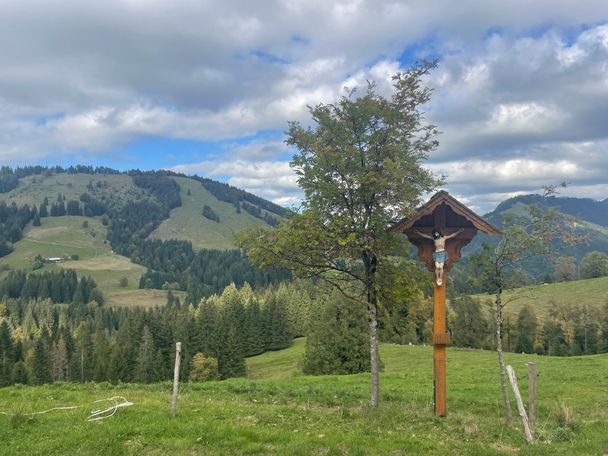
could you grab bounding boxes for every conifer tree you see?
[0,320,14,386]
[303,290,370,375]
[514,305,537,353]
[217,326,246,379]
[108,313,142,383]
[244,298,265,356]
[92,325,110,381]
[135,326,156,383]
[263,293,292,351]
[72,321,94,382]
[31,337,52,384]
[196,297,220,357]
[11,361,29,385]
[32,206,41,226]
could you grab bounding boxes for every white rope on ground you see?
[0,396,133,422]
[87,396,134,421]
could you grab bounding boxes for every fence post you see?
[170,342,182,417]
[506,365,534,444]
[527,362,536,431]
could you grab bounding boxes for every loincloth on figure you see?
[432,250,448,263]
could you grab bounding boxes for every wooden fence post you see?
[170,342,182,417]
[506,365,534,444]
[527,362,536,432]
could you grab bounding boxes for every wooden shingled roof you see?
[390,191,501,271]
[390,190,502,236]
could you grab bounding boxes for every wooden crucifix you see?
[391,191,501,417]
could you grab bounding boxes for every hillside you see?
[492,194,608,228]
[0,215,172,307]
[0,167,287,307]
[450,194,608,291]
[0,170,282,251]
[471,275,608,320]
[482,195,608,261]
[149,176,275,250]
[1,341,607,454]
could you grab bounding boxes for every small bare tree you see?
[469,184,584,426]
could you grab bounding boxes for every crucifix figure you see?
[414,227,464,286]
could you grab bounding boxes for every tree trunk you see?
[364,251,380,408]
[368,299,380,408]
[496,292,513,427]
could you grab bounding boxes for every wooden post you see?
[433,280,448,417]
[528,362,536,431]
[170,342,182,417]
[506,365,534,444]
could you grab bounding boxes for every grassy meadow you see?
[1,339,607,455]
[0,173,146,208]
[0,215,172,308]
[472,276,608,320]
[149,176,272,250]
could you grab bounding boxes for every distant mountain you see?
[481,194,608,259]
[448,193,608,293]
[491,194,608,228]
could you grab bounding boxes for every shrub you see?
[189,353,219,382]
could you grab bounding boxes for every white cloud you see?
[0,1,607,211]
[172,157,302,205]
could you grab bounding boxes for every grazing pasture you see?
[1,340,606,455]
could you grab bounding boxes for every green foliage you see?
[134,327,157,384]
[514,305,537,353]
[450,296,491,349]
[189,352,219,382]
[0,320,14,386]
[303,290,370,375]
[553,256,578,282]
[201,204,220,222]
[11,361,28,384]
[242,62,442,407]
[580,251,608,279]
[30,338,51,385]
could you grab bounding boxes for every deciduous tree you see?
[240,61,441,407]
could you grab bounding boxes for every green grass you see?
[472,276,608,319]
[0,173,144,207]
[0,216,111,270]
[1,342,607,455]
[0,216,174,308]
[149,176,275,250]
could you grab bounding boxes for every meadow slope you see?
[1,340,607,455]
[472,276,608,320]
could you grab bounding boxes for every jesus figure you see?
[413,227,464,286]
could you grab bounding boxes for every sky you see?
[1,1,608,214]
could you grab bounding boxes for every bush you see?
[119,277,129,287]
[189,353,219,382]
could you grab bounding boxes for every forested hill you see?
[0,165,286,251]
[489,194,608,228]
[483,194,608,261]
[0,165,290,305]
